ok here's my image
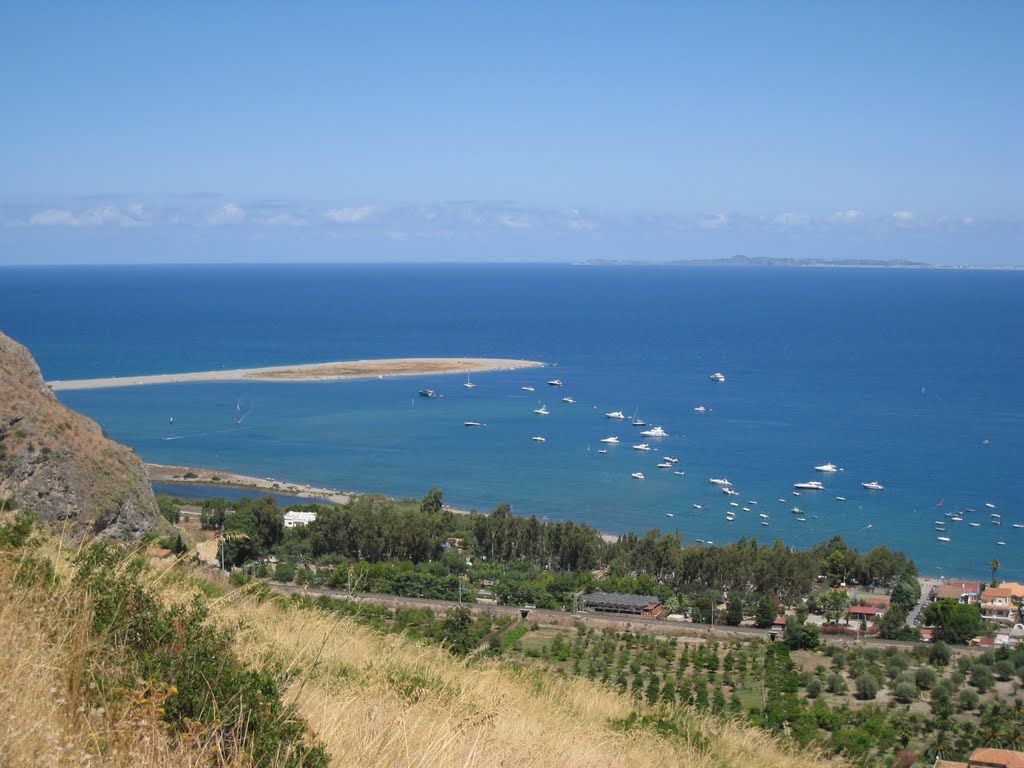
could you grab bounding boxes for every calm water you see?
[2,264,1022,580]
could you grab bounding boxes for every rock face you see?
[0,330,160,539]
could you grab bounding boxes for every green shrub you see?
[854,673,879,700]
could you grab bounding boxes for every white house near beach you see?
[283,510,317,528]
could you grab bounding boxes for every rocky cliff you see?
[0,330,160,539]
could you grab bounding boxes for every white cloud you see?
[892,210,914,225]
[324,206,377,223]
[829,209,865,223]
[207,203,246,226]
[23,204,151,228]
[260,212,307,227]
[697,213,729,230]
[774,212,810,227]
[501,214,531,229]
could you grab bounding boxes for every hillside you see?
[0,329,160,538]
[0,521,840,768]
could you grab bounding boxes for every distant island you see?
[574,255,1020,269]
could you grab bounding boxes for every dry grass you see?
[216,590,841,768]
[0,530,841,768]
[0,543,216,768]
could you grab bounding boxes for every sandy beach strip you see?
[49,356,546,391]
[147,462,619,542]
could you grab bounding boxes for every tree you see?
[754,593,777,628]
[820,588,850,625]
[855,673,880,700]
[892,681,918,704]
[421,487,444,516]
[725,591,744,626]
[805,678,823,698]
[928,640,952,667]
[915,666,937,691]
[990,558,1001,587]
[441,607,475,656]
[923,600,983,645]
[783,619,820,650]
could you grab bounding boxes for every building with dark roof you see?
[583,592,664,617]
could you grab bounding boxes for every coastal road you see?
[908,577,942,627]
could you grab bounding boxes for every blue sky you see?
[1,2,1021,264]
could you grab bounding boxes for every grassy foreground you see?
[0,519,839,768]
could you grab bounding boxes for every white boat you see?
[778,499,786,503]
[937,536,951,542]
[533,405,549,415]
[794,481,825,490]
[709,478,732,486]
[747,500,757,504]
[991,513,1002,518]
[985,502,996,509]
[562,397,575,404]
[656,462,672,469]
[693,406,706,413]
[463,374,476,389]
[606,411,625,420]
[692,504,703,510]
[791,507,802,514]
[835,496,847,501]
[464,421,484,427]
[950,516,963,522]
[640,426,668,438]
[992,521,1002,526]
[729,501,739,508]
[597,449,608,454]
[792,491,801,496]
[1013,524,1024,529]
[666,513,674,517]
[547,379,563,387]
[531,436,545,442]
[663,456,679,463]
[418,389,438,398]
[761,521,770,526]
[710,372,726,382]
[862,481,884,490]
[521,386,535,392]
[600,436,619,443]
[723,487,739,496]
[742,507,751,512]
[630,407,645,427]
[814,463,838,472]
[997,541,1006,545]
[632,443,652,451]
[631,472,645,480]
[969,522,981,527]
[673,470,685,476]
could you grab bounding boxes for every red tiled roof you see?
[849,606,881,615]
[969,747,1024,768]
[944,580,981,593]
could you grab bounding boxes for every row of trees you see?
[185,488,918,611]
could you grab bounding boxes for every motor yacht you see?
[723,487,739,496]
[464,421,483,427]
[861,481,884,490]
[418,389,437,398]
[794,481,825,490]
[597,449,608,454]
[693,406,706,413]
[531,436,545,442]
[673,470,685,476]
[937,536,951,542]
[547,379,563,387]
[709,478,732,486]
[600,436,619,444]
[562,397,575,404]
[662,456,678,463]
[640,426,668,438]
[814,463,838,472]
[657,462,672,469]
[521,386,535,392]
[710,372,726,382]
[605,411,626,419]
[632,443,652,451]
[835,496,847,501]
[631,472,645,480]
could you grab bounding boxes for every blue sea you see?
[2,263,1022,581]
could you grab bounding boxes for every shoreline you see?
[49,356,547,391]
[146,462,620,544]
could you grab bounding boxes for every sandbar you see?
[48,357,546,391]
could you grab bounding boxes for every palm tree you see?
[990,558,1001,586]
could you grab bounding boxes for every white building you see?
[283,510,317,528]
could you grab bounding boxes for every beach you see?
[48,357,546,391]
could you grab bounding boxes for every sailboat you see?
[631,406,646,427]
[463,373,476,389]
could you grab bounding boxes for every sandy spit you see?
[48,357,547,391]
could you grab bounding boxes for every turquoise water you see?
[2,264,1021,580]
